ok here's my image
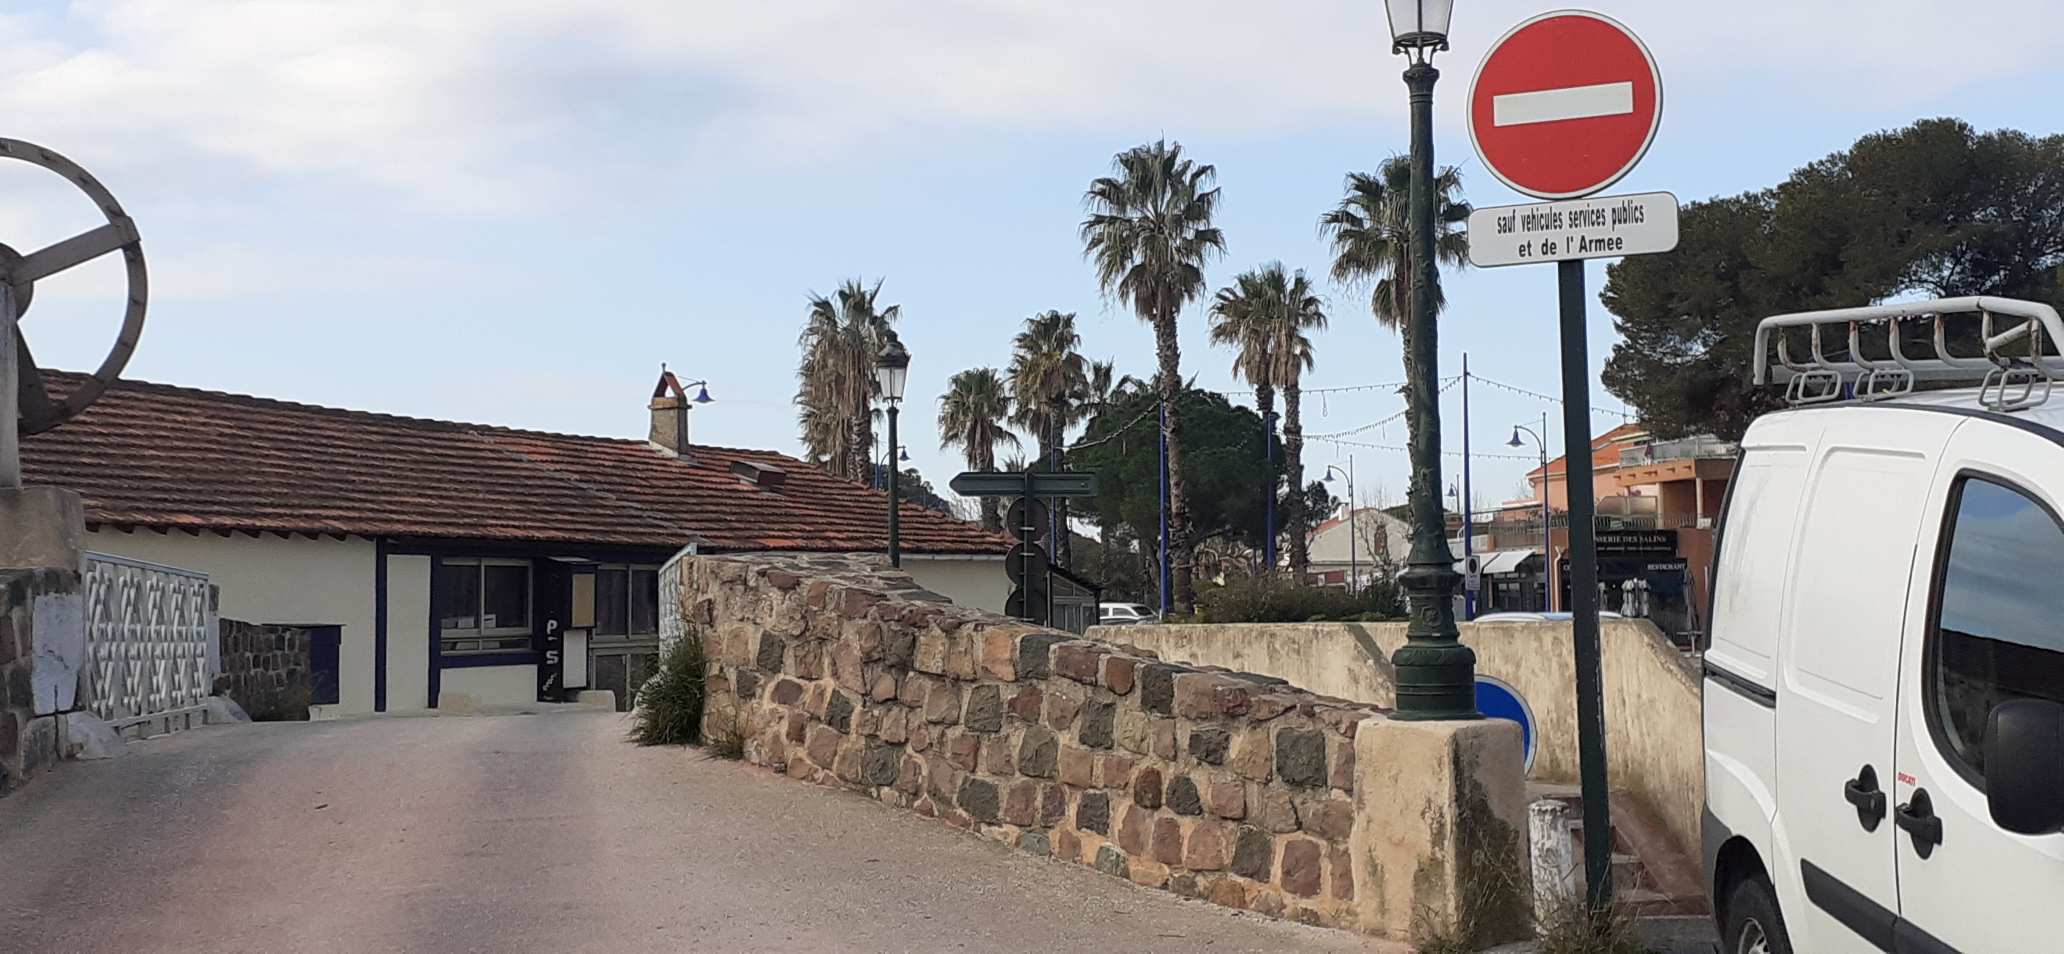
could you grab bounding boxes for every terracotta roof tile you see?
[21,372,1009,555]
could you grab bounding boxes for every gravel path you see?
[0,710,1401,953]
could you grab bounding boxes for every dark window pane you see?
[483,563,530,631]
[596,567,628,636]
[1932,479,2064,776]
[438,563,480,631]
[630,568,659,635]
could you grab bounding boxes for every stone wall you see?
[214,620,312,721]
[1100,619,1705,860]
[686,553,1383,930]
[0,567,84,792]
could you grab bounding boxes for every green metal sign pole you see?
[1557,258,1615,907]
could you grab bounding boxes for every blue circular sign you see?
[1475,675,1537,772]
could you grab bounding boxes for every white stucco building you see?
[23,371,1010,715]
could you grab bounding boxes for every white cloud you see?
[0,0,2055,213]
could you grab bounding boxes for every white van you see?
[1704,297,2064,954]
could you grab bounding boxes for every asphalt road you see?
[0,710,1393,954]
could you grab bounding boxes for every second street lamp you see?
[1385,0,1477,720]
[876,335,911,567]
[1508,414,1551,611]
[1324,461,1357,595]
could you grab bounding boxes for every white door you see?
[1893,422,2064,952]
[1775,410,1959,953]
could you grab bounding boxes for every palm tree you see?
[937,368,1019,532]
[1085,359,1118,410]
[1008,310,1089,565]
[1317,157,1470,334]
[796,278,901,481]
[1209,264,1327,577]
[1081,139,1226,612]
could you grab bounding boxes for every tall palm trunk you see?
[1284,383,1310,578]
[1050,411,1074,569]
[977,445,1002,532]
[850,409,872,483]
[1253,381,1276,573]
[1154,308,1194,611]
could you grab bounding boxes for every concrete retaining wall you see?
[1099,619,1703,859]
[682,553,1531,941]
[0,567,86,792]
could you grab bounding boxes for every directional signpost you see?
[1464,9,1675,908]
[951,470,1097,627]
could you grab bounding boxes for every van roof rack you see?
[1753,296,2064,411]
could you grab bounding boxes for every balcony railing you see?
[1619,436,1738,467]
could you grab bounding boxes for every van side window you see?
[1929,477,2064,777]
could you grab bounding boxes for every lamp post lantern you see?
[876,335,910,567]
[1324,462,1357,595]
[1386,0,1477,720]
[1509,414,1551,611]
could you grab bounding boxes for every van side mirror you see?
[1984,699,2064,835]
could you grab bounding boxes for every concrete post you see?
[1529,798,1581,925]
[1351,716,1533,945]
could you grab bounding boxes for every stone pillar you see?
[1350,716,1532,945]
[0,486,88,791]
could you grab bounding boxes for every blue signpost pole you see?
[1461,353,1474,619]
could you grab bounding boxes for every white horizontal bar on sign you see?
[1493,81,1634,127]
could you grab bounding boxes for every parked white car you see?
[1704,297,2064,954]
[1097,602,1158,626]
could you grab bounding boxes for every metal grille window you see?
[594,564,659,638]
[440,558,533,654]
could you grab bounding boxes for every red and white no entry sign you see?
[1467,10,1661,200]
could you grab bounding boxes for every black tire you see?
[1723,875,1794,954]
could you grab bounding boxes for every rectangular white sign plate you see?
[1466,191,1679,267]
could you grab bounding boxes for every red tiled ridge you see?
[21,371,1011,555]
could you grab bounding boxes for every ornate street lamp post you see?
[1384,0,1478,719]
[1324,462,1357,595]
[1509,415,1551,611]
[876,335,911,567]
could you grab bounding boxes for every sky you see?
[4,0,2063,521]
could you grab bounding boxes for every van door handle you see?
[1843,765,1886,830]
[1895,788,1943,859]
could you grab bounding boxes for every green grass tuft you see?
[628,631,708,747]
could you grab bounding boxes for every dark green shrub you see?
[1193,574,1358,623]
[629,631,708,746]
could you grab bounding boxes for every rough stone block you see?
[1077,700,1115,750]
[1139,663,1181,714]
[1099,753,1136,790]
[1330,843,1355,901]
[882,627,918,668]
[907,721,932,753]
[895,755,925,795]
[1328,735,1357,792]
[945,730,979,771]
[1102,655,1137,695]
[868,672,898,703]
[880,706,909,744]
[1257,787,1300,833]
[1303,796,1354,841]
[824,690,855,733]
[1043,687,1081,731]
[1116,803,1152,854]
[770,678,805,706]
[1002,780,1039,826]
[1017,726,1058,778]
[1017,830,1052,857]
[977,735,1014,776]
[1229,728,1273,781]
[1133,766,1163,809]
[785,710,809,744]
[756,632,785,672]
[958,776,1001,824]
[1165,775,1203,816]
[1055,828,1081,865]
[1052,643,1106,684]
[897,673,928,708]
[805,725,843,768]
[964,684,1004,733]
[1076,790,1112,835]
[913,629,950,675]
[979,630,1018,681]
[853,704,881,737]
[1280,838,1323,897]
[1151,718,1178,760]
[1058,746,1095,787]
[1039,782,1067,827]
[1275,727,1327,788]
[1204,777,1246,820]
[1115,707,1151,754]
[1152,816,1184,866]
[1187,726,1229,765]
[1007,685,1043,722]
[1016,633,1067,679]
[923,681,962,725]
[927,761,963,802]
[1207,877,1251,909]
[862,742,901,786]
[832,739,866,783]
[1095,844,1128,878]
[1183,820,1229,871]
[1231,826,1274,880]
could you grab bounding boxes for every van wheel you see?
[1724,875,1793,954]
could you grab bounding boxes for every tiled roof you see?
[21,372,1009,555]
